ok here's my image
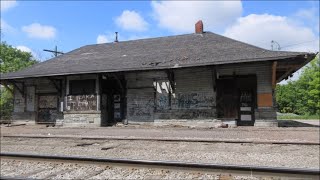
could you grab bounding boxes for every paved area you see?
[1,123,319,143]
[295,120,320,126]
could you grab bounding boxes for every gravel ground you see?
[1,124,319,143]
[1,137,319,169]
[1,159,263,179]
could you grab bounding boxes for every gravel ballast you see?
[1,137,319,169]
[1,159,263,179]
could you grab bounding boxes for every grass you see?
[277,114,319,120]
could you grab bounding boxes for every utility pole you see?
[43,46,64,57]
[271,40,281,51]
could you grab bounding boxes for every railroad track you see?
[1,153,319,179]
[2,135,319,145]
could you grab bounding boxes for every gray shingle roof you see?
[0,32,315,80]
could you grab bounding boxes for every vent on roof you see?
[195,20,203,34]
[114,32,119,43]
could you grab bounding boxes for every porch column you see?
[254,61,278,127]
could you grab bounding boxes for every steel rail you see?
[3,135,319,145]
[1,152,319,177]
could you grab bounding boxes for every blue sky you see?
[1,1,319,61]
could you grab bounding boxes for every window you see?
[153,80,174,110]
[69,79,96,95]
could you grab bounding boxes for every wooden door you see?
[217,78,238,119]
[238,90,255,126]
[37,95,59,124]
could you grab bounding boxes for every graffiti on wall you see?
[26,87,35,111]
[38,109,62,122]
[172,92,214,109]
[38,95,61,123]
[128,98,154,119]
[67,95,97,111]
[39,96,57,109]
[177,110,215,119]
[156,94,169,110]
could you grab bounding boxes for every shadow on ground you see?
[278,120,319,127]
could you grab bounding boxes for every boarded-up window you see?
[154,80,172,110]
[69,79,95,95]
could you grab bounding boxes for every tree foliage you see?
[0,42,38,120]
[276,57,320,116]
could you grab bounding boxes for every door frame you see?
[236,75,257,126]
[216,74,257,126]
[37,93,59,124]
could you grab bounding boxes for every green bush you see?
[276,57,320,116]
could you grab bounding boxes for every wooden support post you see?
[276,67,296,83]
[212,66,217,92]
[3,84,14,95]
[166,70,175,93]
[272,61,277,89]
[11,81,25,98]
[111,73,125,93]
[48,78,62,96]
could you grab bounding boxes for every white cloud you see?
[115,10,148,31]
[294,7,319,33]
[295,7,318,21]
[16,45,38,59]
[1,0,17,12]
[223,14,319,52]
[22,23,56,39]
[96,35,109,44]
[151,1,242,33]
[16,45,32,53]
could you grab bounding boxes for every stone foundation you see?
[254,108,278,127]
[63,112,101,126]
[153,119,237,128]
[254,120,278,127]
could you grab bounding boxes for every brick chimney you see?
[195,20,203,34]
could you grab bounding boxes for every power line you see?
[281,39,318,49]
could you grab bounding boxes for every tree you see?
[0,42,38,120]
[276,56,320,116]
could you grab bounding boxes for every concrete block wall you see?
[126,67,216,123]
[12,78,61,123]
[12,81,36,122]
[126,71,166,122]
[63,75,101,126]
[158,67,216,120]
[13,84,25,113]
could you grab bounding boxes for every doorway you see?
[216,75,257,126]
[100,76,126,126]
[37,94,59,124]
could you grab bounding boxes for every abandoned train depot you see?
[0,21,316,127]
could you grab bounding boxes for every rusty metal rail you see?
[1,152,319,179]
[2,134,319,145]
